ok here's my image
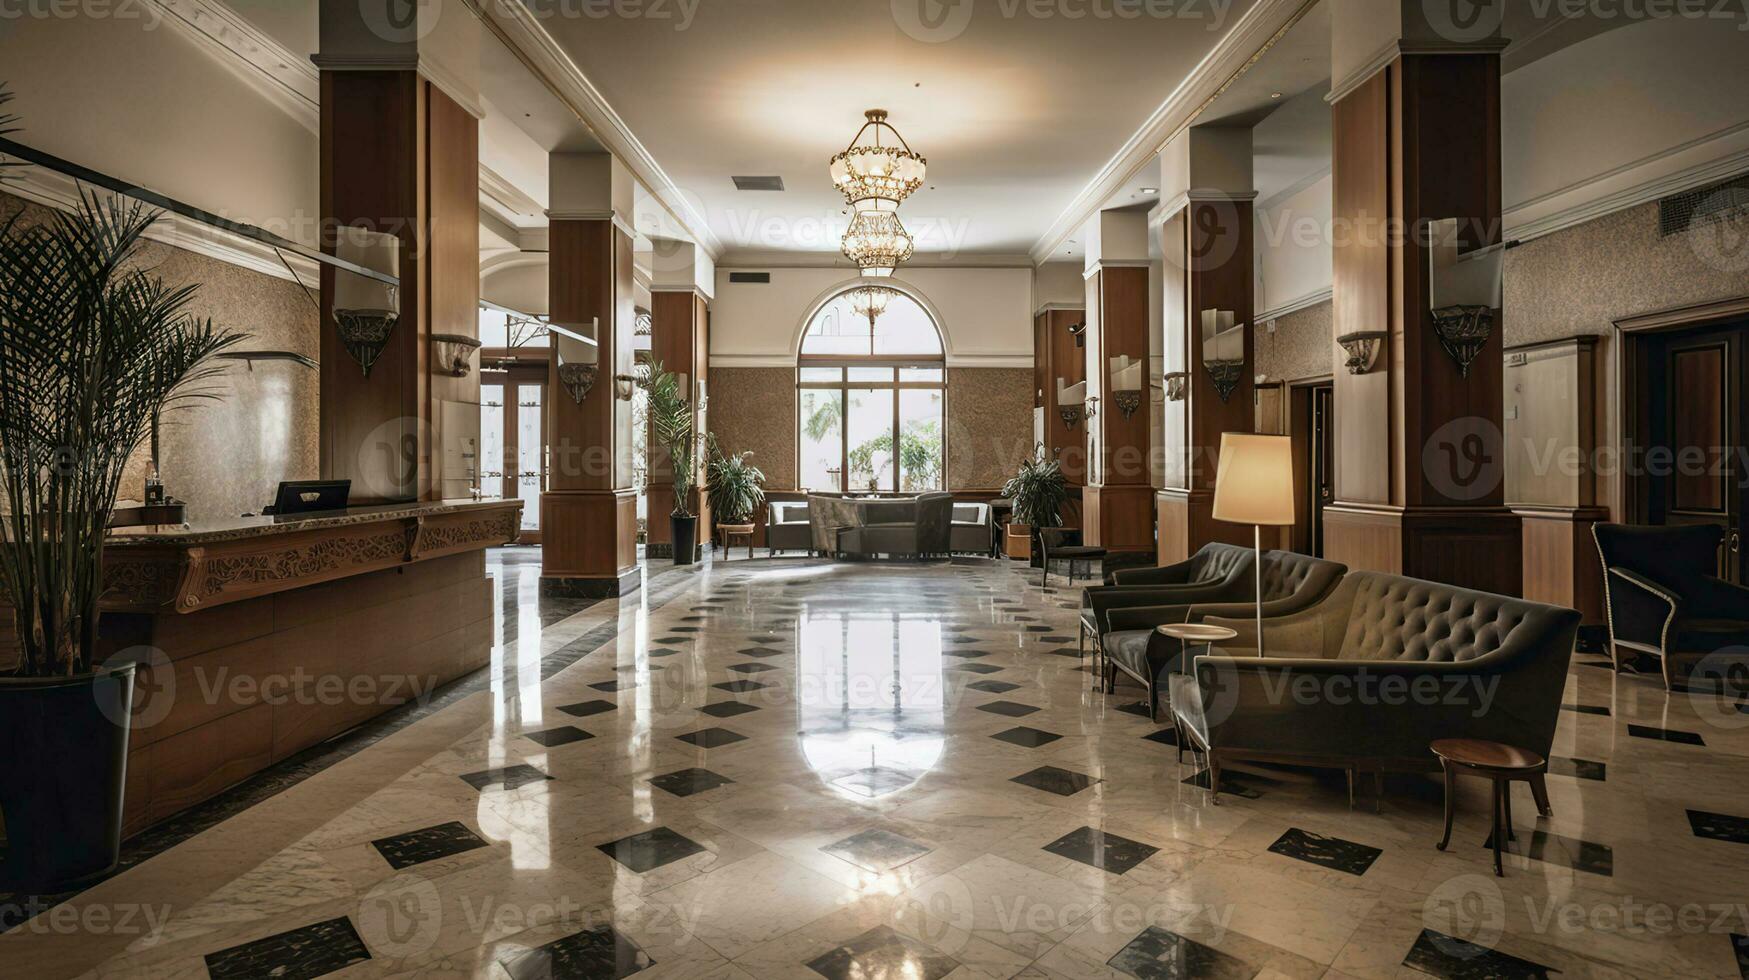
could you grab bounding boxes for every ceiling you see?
[529,0,1262,262]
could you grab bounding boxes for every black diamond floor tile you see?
[952,663,1004,675]
[831,766,918,798]
[589,679,633,692]
[523,726,595,747]
[459,764,552,792]
[1105,925,1254,980]
[675,727,749,748]
[821,828,932,873]
[805,925,957,980]
[557,699,618,718]
[1011,765,1099,796]
[699,700,762,718]
[1687,808,1749,845]
[728,662,780,674]
[500,925,652,980]
[1043,826,1159,875]
[1268,827,1382,876]
[967,679,1021,694]
[370,820,490,870]
[1402,927,1557,979]
[596,826,707,873]
[713,680,770,693]
[204,916,370,980]
[977,700,1041,717]
[991,726,1062,748]
[1482,827,1614,876]
[1561,703,1610,716]
[1548,756,1607,781]
[1627,723,1705,745]
[648,767,735,798]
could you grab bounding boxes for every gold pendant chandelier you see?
[828,109,927,212]
[841,210,914,278]
[847,284,900,322]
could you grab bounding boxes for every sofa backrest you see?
[951,503,988,525]
[861,499,918,525]
[1188,542,1253,584]
[1259,550,1344,601]
[1593,523,1722,596]
[1334,572,1566,664]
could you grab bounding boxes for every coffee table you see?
[1431,738,1551,877]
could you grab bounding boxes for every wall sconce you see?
[431,333,481,377]
[1200,309,1246,403]
[1067,320,1087,348]
[1336,330,1386,375]
[1109,355,1143,418]
[1056,378,1086,429]
[550,319,599,404]
[1163,371,1188,402]
[1427,217,1506,378]
[332,229,400,377]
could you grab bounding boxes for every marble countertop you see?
[106,498,523,546]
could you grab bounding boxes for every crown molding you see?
[1028,0,1316,266]
[1032,302,1086,317]
[309,54,484,119]
[473,0,723,261]
[1328,35,1510,105]
[1257,286,1332,323]
[716,250,1038,270]
[150,0,319,132]
[547,209,638,240]
[3,164,321,286]
[1156,188,1260,220]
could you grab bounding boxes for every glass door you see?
[478,367,545,544]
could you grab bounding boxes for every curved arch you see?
[790,276,949,360]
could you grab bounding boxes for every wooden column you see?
[1033,305,1088,489]
[1156,196,1256,564]
[317,71,480,503]
[542,195,639,596]
[1083,263,1154,552]
[1507,336,1605,623]
[646,287,709,557]
[1324,51,1521,593]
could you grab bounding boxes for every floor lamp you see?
[1211,433,1296,656]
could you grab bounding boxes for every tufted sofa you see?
[1095,550,1345,719]
[1170,571,1581,802]
[1077,542,1256,667]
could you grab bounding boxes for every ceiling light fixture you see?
[847,284,900,323]
[829,109,927,212]
[841,209,915,278]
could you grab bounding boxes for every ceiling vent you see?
[732,175,785,192]
[1659,170,1749,236]
[729,272,771,284]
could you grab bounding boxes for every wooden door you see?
[1656,330,1743,580]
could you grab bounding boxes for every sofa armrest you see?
[1195,603,1333,659]
[1087,581,1244,633]
[1104,603,1195,633]
[1686,575,1749,621]
[1605,567,1680,649]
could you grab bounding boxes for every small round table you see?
[718,523,756,560]
[1430,738,1550,878]
[1155,624,1239,768]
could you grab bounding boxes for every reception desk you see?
[99,499,520,835]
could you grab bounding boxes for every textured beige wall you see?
[707,366,1033,491]
[1257,300,1335,383]
[947,368,1034,490]
[1504,200,1749,345]
[1,192,319,525]
[707,367,797,489]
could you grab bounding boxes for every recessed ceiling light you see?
[1270,92,1283,99]
[1139,186,1158,194]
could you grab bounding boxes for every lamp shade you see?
[1212,432,1295,526]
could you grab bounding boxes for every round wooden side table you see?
[1430,738,1551,877]
[1155,624,1239,770]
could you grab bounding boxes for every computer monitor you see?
[268,480,350,516]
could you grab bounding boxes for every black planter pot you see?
[0,663,136,893]
[670,514,698,565]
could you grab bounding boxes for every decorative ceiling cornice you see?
[150,0,319,131]
[468,0,725,262]
[1027,0,1317,266]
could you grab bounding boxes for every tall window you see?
[798,289,945,493]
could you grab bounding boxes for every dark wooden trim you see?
[1613,294,1749,335]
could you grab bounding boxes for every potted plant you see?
[1000,446,1070,564]
[0,181,242,890]
[703,433,765,536]
[639,361,699,564]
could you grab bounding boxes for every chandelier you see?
[841,209,914,278]
[847,285,899,323]
[828,109,927,211]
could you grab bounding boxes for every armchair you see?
[1593,523,1749,689]
[1077,543,1254,667]
[1039,527,1106,587]
[1097,550,1345,719]
[1170,572,1580,803]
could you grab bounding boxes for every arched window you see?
[797,287,945,493]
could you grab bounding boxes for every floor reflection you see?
[797,610,946,800]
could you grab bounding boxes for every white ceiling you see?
[530,0,1262,262]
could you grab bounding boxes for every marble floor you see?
[2,554,1748,979]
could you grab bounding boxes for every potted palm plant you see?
[1000,447,1071,564]
[639,361,699,565]
[0,172,242,890]
[703,434,765,529]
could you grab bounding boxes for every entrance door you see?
[1652,328,1746,580]
[480,365,546,544]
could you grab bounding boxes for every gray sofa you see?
[1096,550,1345,719]
[767,500,812,555]
[1170,571,1581,803]
[1077,542,1256,666]
[950,502,992,556]
[808,492,954,558]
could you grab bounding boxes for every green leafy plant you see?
[0,191,244,676]
[638,360,695,518]
[1000,445,1070,529]
[703,434,765,524]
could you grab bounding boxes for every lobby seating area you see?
[4,3,1749,979]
